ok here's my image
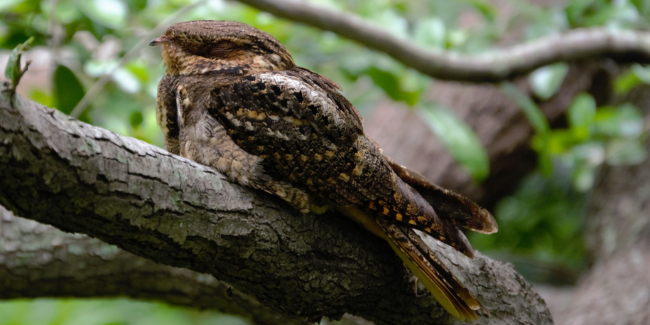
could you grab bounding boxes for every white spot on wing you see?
[175,94,184,127]
[256,72,340,129]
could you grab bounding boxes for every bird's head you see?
[150,20,295,76]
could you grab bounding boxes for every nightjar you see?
[151,20,497,321]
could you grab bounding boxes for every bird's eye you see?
[196,41,238,58]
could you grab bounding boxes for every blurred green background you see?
[2,0,649,323]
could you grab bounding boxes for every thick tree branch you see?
[0,206,306,325]
[0,88,551,324]
[237,0,650,82]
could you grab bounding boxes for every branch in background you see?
[237,0,650,82]
[366,60,615,206]
[0,206,307,325]
[0,87,551,324]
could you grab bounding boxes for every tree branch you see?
[237,0,650,82]
[0,205,306,325]
[0,87,551,324]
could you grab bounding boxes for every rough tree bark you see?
[0,85,552,324]
[0,205,305,325]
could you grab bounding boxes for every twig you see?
[3,37,33,98]
[237,0,650,82]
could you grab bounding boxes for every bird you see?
[150,20,498,321]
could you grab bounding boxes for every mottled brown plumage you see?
[151,20,497,321]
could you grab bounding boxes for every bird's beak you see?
[149,35,169,46]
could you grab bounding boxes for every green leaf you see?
[614,68,642,95]
[594,104,643,137]
[125,61,149,83]
[4,36,33,87]
[363,66,422,106]
[530,134,553,175]
[500,82,553,174]
[414,18,446,49]
[632,64,650,83]
[126,0,148,12]
[572,163,595,192]
[0,0,25,12]
[112,68,141,94]
[30,89,53,107]
[52,65,85,115]
[372,10,409,39]
[529,63,569,100]
[547,129,586,154]
[129,111,143,129]
[500,82,550,135]
[364,66,400,99]
[460,0,497,22]
[77,0,127,29]
[420,103,489,182]
[568,93,596,129]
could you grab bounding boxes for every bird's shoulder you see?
[200,68,364,136]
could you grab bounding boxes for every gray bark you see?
[0,205,306,325]
[0,86,551,324]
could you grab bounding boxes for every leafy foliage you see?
[52,64,84,115]
[0,299,249,325]
[469,168,587,284]
[420,103,489,181]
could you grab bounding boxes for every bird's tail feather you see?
[383,155,498,235]
[377,218,485,321]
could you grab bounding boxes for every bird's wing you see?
[383,155,498,234]
[207,69,490,319]
[207,69,478,253]
[206,69,389,207]
[155,74,181,155]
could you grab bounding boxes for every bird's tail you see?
[383,155,498,235]
[377,218,485,321]
[336,206,486,321]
